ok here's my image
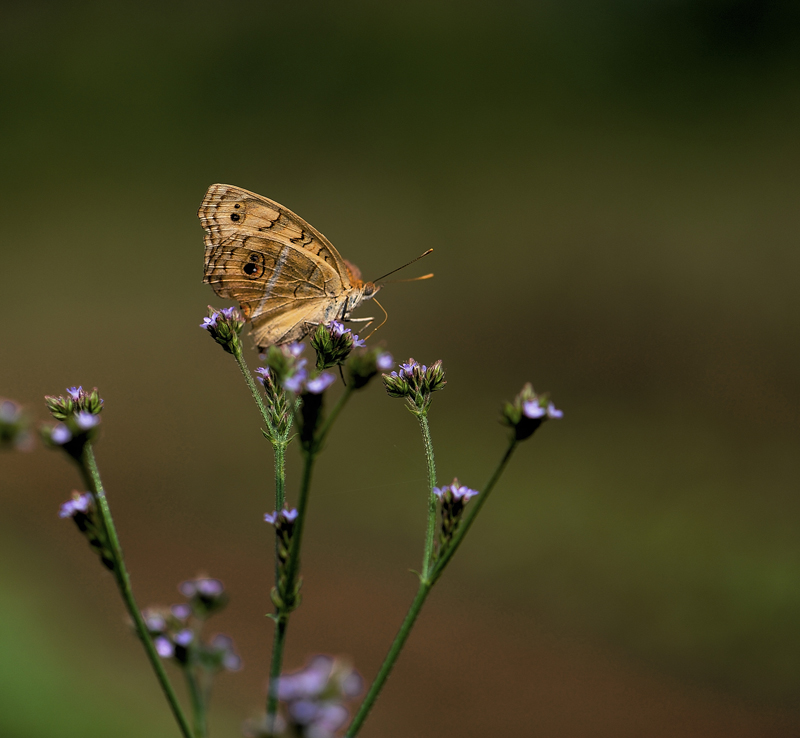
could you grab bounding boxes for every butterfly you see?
[199,184,431,348]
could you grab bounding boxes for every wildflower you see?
[502,383,563,440]
[305,372,335,394]
[433,478,479,555]
[265,508,301,612]
[382,357,446,415]
[344,348,393,390]
[45,386,103,420]
[200,306,245,354]
[179,576,228,618]
[59,491,115,571]
[311,321,365,371]
[0,399,33,451]
[273,656,363,738]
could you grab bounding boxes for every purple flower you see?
[287,342,305,357]
[399,359,418,376]
[265,507,299,525]
[51,423,72,445]
[173,629,194,647]
[200,314,217,330]
[305,372,335,394]
[433,480,479,501]
[59,492,93,518]
[144,612,167,633]
[329,321,347,338]
[547,402,563,419]
[352,334,366,348]
[170,603,192,620]
[376,352,394,371]
[66,386,83,401]
[179,576,225,599]
[154,636,174,658]
[255,367,270,385]
[75,411,100,430]
[283,368,308,393]
[522,400,546,419]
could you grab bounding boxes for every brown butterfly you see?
[199,184,431,348]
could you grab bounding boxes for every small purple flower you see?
[200,314,218,330]
[59,492,93,518]
[433,480,479,501]
[255,367,270,385]
[154,636,174,658]
[74,411,100,430]
[265,507,299,525]
[329,321,347,338]
[283,508,299,522]
[376,352,394,371]
[399,359,418,376]
[66,386,83,401]
[173,629,194,647]
[522,400,546,419]
[170,603,192,620]
[195,579,224,598]
[287,342,305,357]
[51,423,72,445]
[547,402,563,419]
[305,372,335,394]
[144,612,167,633]
[283,368,308,393]
[352,334,366,348]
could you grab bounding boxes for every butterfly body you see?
[199,184,380,348]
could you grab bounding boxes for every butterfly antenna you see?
[381,272,434,284]
[374,249,433,284]
[363,298,388,341]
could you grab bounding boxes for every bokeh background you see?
[2,1,800,735]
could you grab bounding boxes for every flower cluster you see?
[261,343,335,396]
[382,358,446,415]
[433,478,480,554]
[45,385,103,420]
[142,578,241,671]
[178,575,229,619]
[311,321,366,371]
[502,383,563,441]
[345,347,394,390]
[0,399,33,451]
[265,508,301,612]
[200,306,245,354]
[42,386,104,459]
[245,656,363,738]
[59,491,115,571]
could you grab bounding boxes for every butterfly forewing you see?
[199,184,351,283]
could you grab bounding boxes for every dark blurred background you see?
[2,1,800,735]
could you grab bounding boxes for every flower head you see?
[382,357,446,414]
[200,306,245,354]
[179,576,228,618]
[503,383,562,440]
[311,321,365,370]
[58,491,115,571]
[1,399,33,451]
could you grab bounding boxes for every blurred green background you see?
[2,0,800,735]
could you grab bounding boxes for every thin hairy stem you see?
[416,412,438,581]
[80,445,194,738]
[265,384,354,725]
[232,342,275,435]
[266,615,288,731]
[185,669,208,738]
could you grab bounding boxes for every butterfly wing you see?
[202,231,348,347]
[199,183,351,286]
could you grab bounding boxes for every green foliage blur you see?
[2,1,799,735]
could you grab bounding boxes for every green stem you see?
[185,668,208,738]
[266,615,288,732]
[232,341,275,435]
[80,445,194,738]
[416,413,438,581]
[431,439,518,582]
[265,386,354,725]
[315,385,355,449]
[346,581,432,737]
